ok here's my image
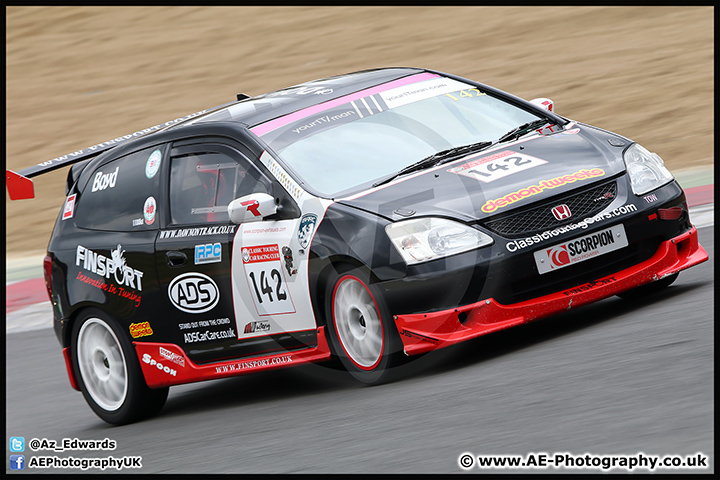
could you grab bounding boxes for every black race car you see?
[6,67,708,425]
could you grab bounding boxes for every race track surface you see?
[6,227,713,474]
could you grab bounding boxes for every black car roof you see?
[9,68,424,187]
[187,67,425,129]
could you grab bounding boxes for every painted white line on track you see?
[6,302,54,334]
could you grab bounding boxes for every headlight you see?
[385,217,494,265]
[623,143,674,195]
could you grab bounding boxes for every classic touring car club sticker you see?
[242,244,296,316]
[448,150,548,183]
[482,168,605,213]
[168,272,220,314]
[533,224,628,275]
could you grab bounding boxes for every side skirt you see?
[134,327,331,388]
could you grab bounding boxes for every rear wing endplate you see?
[6,103,234,200]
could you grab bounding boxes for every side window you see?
[75,146,163,231]
[169,149,268,225]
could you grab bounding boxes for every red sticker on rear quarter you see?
[62,194,77,220]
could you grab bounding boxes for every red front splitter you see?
[134,327,332,388]
[395,227,708,356]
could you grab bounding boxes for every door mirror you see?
[228,193,277,224]
[530,97,554,112]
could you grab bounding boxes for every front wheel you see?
[71,309,168,425]
[325,268,403,385]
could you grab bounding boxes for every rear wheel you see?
[325,268,403,384]
[617,272,679,300]
[71,309,168,425]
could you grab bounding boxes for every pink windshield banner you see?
[250,72,439,137]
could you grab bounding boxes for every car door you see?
[157,140,326,365]
[155,142,266,364]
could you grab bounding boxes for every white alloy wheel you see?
[332,275,384,370]
[76,317,128,412]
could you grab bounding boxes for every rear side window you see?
[169,149,269,225]
[75,146,163,231]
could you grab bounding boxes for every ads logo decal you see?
[91,166,119,192]
[168,272,220,314]
[298,213,318,249]
[551,204,572,221]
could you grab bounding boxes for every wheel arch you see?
[308,254,379,330]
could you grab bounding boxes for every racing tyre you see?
[617,272,679,300]
[325,267,403,385]
[71,309,168,425]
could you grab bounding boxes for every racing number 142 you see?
[248,269,287,304]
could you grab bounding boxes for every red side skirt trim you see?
[134,327,331,389]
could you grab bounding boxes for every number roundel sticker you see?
[168,272,220,314]
[241,244,295,316]
[146,149,162,179]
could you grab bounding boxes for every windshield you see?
[252,74,543,197]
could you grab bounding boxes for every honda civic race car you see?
[6,67,708,425]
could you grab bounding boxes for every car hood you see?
[337,124,630,222]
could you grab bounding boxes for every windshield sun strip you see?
[250,72,439,138]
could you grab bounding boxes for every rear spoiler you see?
[6,99,243,200]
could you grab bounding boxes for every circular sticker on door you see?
[144,196,157,225]
[145,149,162,179]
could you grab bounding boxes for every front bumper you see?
[394,226,708,356]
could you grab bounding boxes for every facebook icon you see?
[9,455,25,470]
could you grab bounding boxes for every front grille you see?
[484,180,617,238]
